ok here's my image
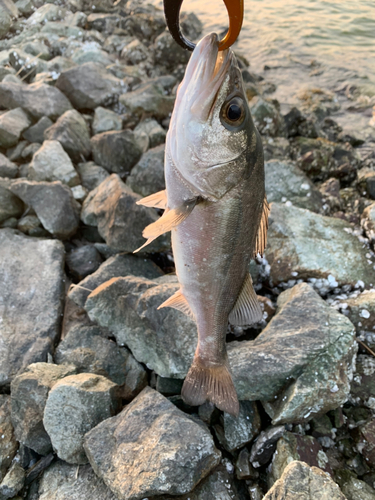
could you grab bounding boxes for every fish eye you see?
[220,97,246,128]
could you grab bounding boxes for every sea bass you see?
[135,33,269,416]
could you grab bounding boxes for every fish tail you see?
[181,357,239,417]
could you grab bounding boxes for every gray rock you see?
[55,324,147,400]
[14,0,33,16]
[56,62,124,110]
[20,40,51,61]
[8,49,47,80]
[76,162,109,192]
[336,290,375,333]
[336,469,375,500]
[250,96,285,137]
[26,4,65,25]
[10,363,77,456]
[71,184,88,203]
[92,107,122,135]
[153,30,190,69]
[0,186,23,224]
[121,39,149,65]
[250,426,286,468]
[43,373,121,464]
[68,251,163,307]
[43,110,91,162]
[362,202,375,244]
[120,11,165,42]
[0,0,18,38]
[86,13,118,33]
[236,448,259,480]
[91,130,143,175]
[266,202,375,287]
[214,401,261,453]
[126,144,165,197]
[28,140,80,187]
[0,82,72,120]
[85,276,197,378]
[0,153,17,179]
[0,108,31,149]
[10,180,80,239]
[17,214,44,236]
[22,116,53,144]
[0,229,65,388]
[119,81,175,121]
[81,174,170,253]
[134,117,166,149]
[0,397,17,483]
[0,462,25,500]
[37,460,117,500]
[265,160,323,213]
[66,245,103,281]
[71,47,112,67]
[83,387,221,499]
[46,55,77,75]
[263,461,346,500]
[227,283,357,423]
[21,143,40,161]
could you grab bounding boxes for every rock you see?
[0,108,31,148]
[134,117,166,149]
[269,432,332,486]
[156,376,183,396]
[55,324,147,400]
[37,460,117,500]
[8,49,47,80]
[0,396,17,483]
[83,387,221,499]
[18,214,44,236]
[91,130,142,175]
[85,276,197,378]
[92,107,122,135]
[214,401,261,453]
[355,419,375,468]
[338,291,375,333]
[28,140,80,187]
[250,426,286,468]
[71,47,112,67]
[335,469,375,500]
[120,12,165,42]
[26,4,65,25]
[44,109,91,162]
[152,30,190,70]
[265,160,323,213]
[66,245,103,281]
[227,283,357,424]
[0,82,72,120]
[235,448,259,480]
[358,170,375,201]
[0,462,25,500]
[362,203,375,244]
[250,96,285,137]
[121,39,149,65]
[21,142,40,160]
[0,186,23,224]
[81,174,170,253]
[43,373,121,464]
[68,251,163,307]
[71,184,88,202]
[10,363,77,456]
[119,81,175,120]
[0,229,64,388]
[0,0,18,38]
[263,461,346,500]
[76,162,110,191]
[0,153,17,179]
[86,13,118,33]
[266,202,375,287]
[126,144,165,197]
[10,180,80,239]
[56,63,124,110]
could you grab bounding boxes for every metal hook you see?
[163,0,244,52]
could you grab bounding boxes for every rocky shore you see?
[0,0,375,499]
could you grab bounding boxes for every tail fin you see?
[181,358,239,417]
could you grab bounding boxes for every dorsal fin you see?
[157,289,195,320]
[228,273,263,326]
[254,197,270,257]
[136,190,168,210]
[134,198,197,253]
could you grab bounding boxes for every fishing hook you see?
[163,0,244,52]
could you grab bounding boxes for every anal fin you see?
[136,190,167,210]
[254,197,270,257]
[158,289,195,320]
[228,273,263,326]
[134,198,197,253]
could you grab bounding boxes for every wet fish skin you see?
[136,33,268,416]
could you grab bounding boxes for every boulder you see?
[43,373,121,464]
[85,276,197,378]
[28,140,80,187]
[81,174,170,253]
[66,245,103,281]
[56,62,124,110]
[10,363,77,455]
[0,229,65,388]
[119,81,175,120]
[83,387,221,500]
[0,186,23,224]
[90,130,143,175]
[0,82,72,120]
[0,108,31,148]
[266,202,375,287]
[25,4,65,25]
[0,154,17,179]
[44,109,91,162]
[126,144,165,197]
[0,396,17,483]
[227,283,357,424]
[76,162,110,192]
[335,469,375,500]
[121,39,149,65]
[134,117,166,149]
[92,107,122,135]
[68,252,163,307]
[10,180,80,239]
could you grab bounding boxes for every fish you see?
[135,33,269,416]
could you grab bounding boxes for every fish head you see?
[168,33,260,200]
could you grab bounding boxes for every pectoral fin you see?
[158,289,195,320]
[254,197,270,257]
[136,190,168,210]
[134,198,198,253]
[229,273,263,326]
